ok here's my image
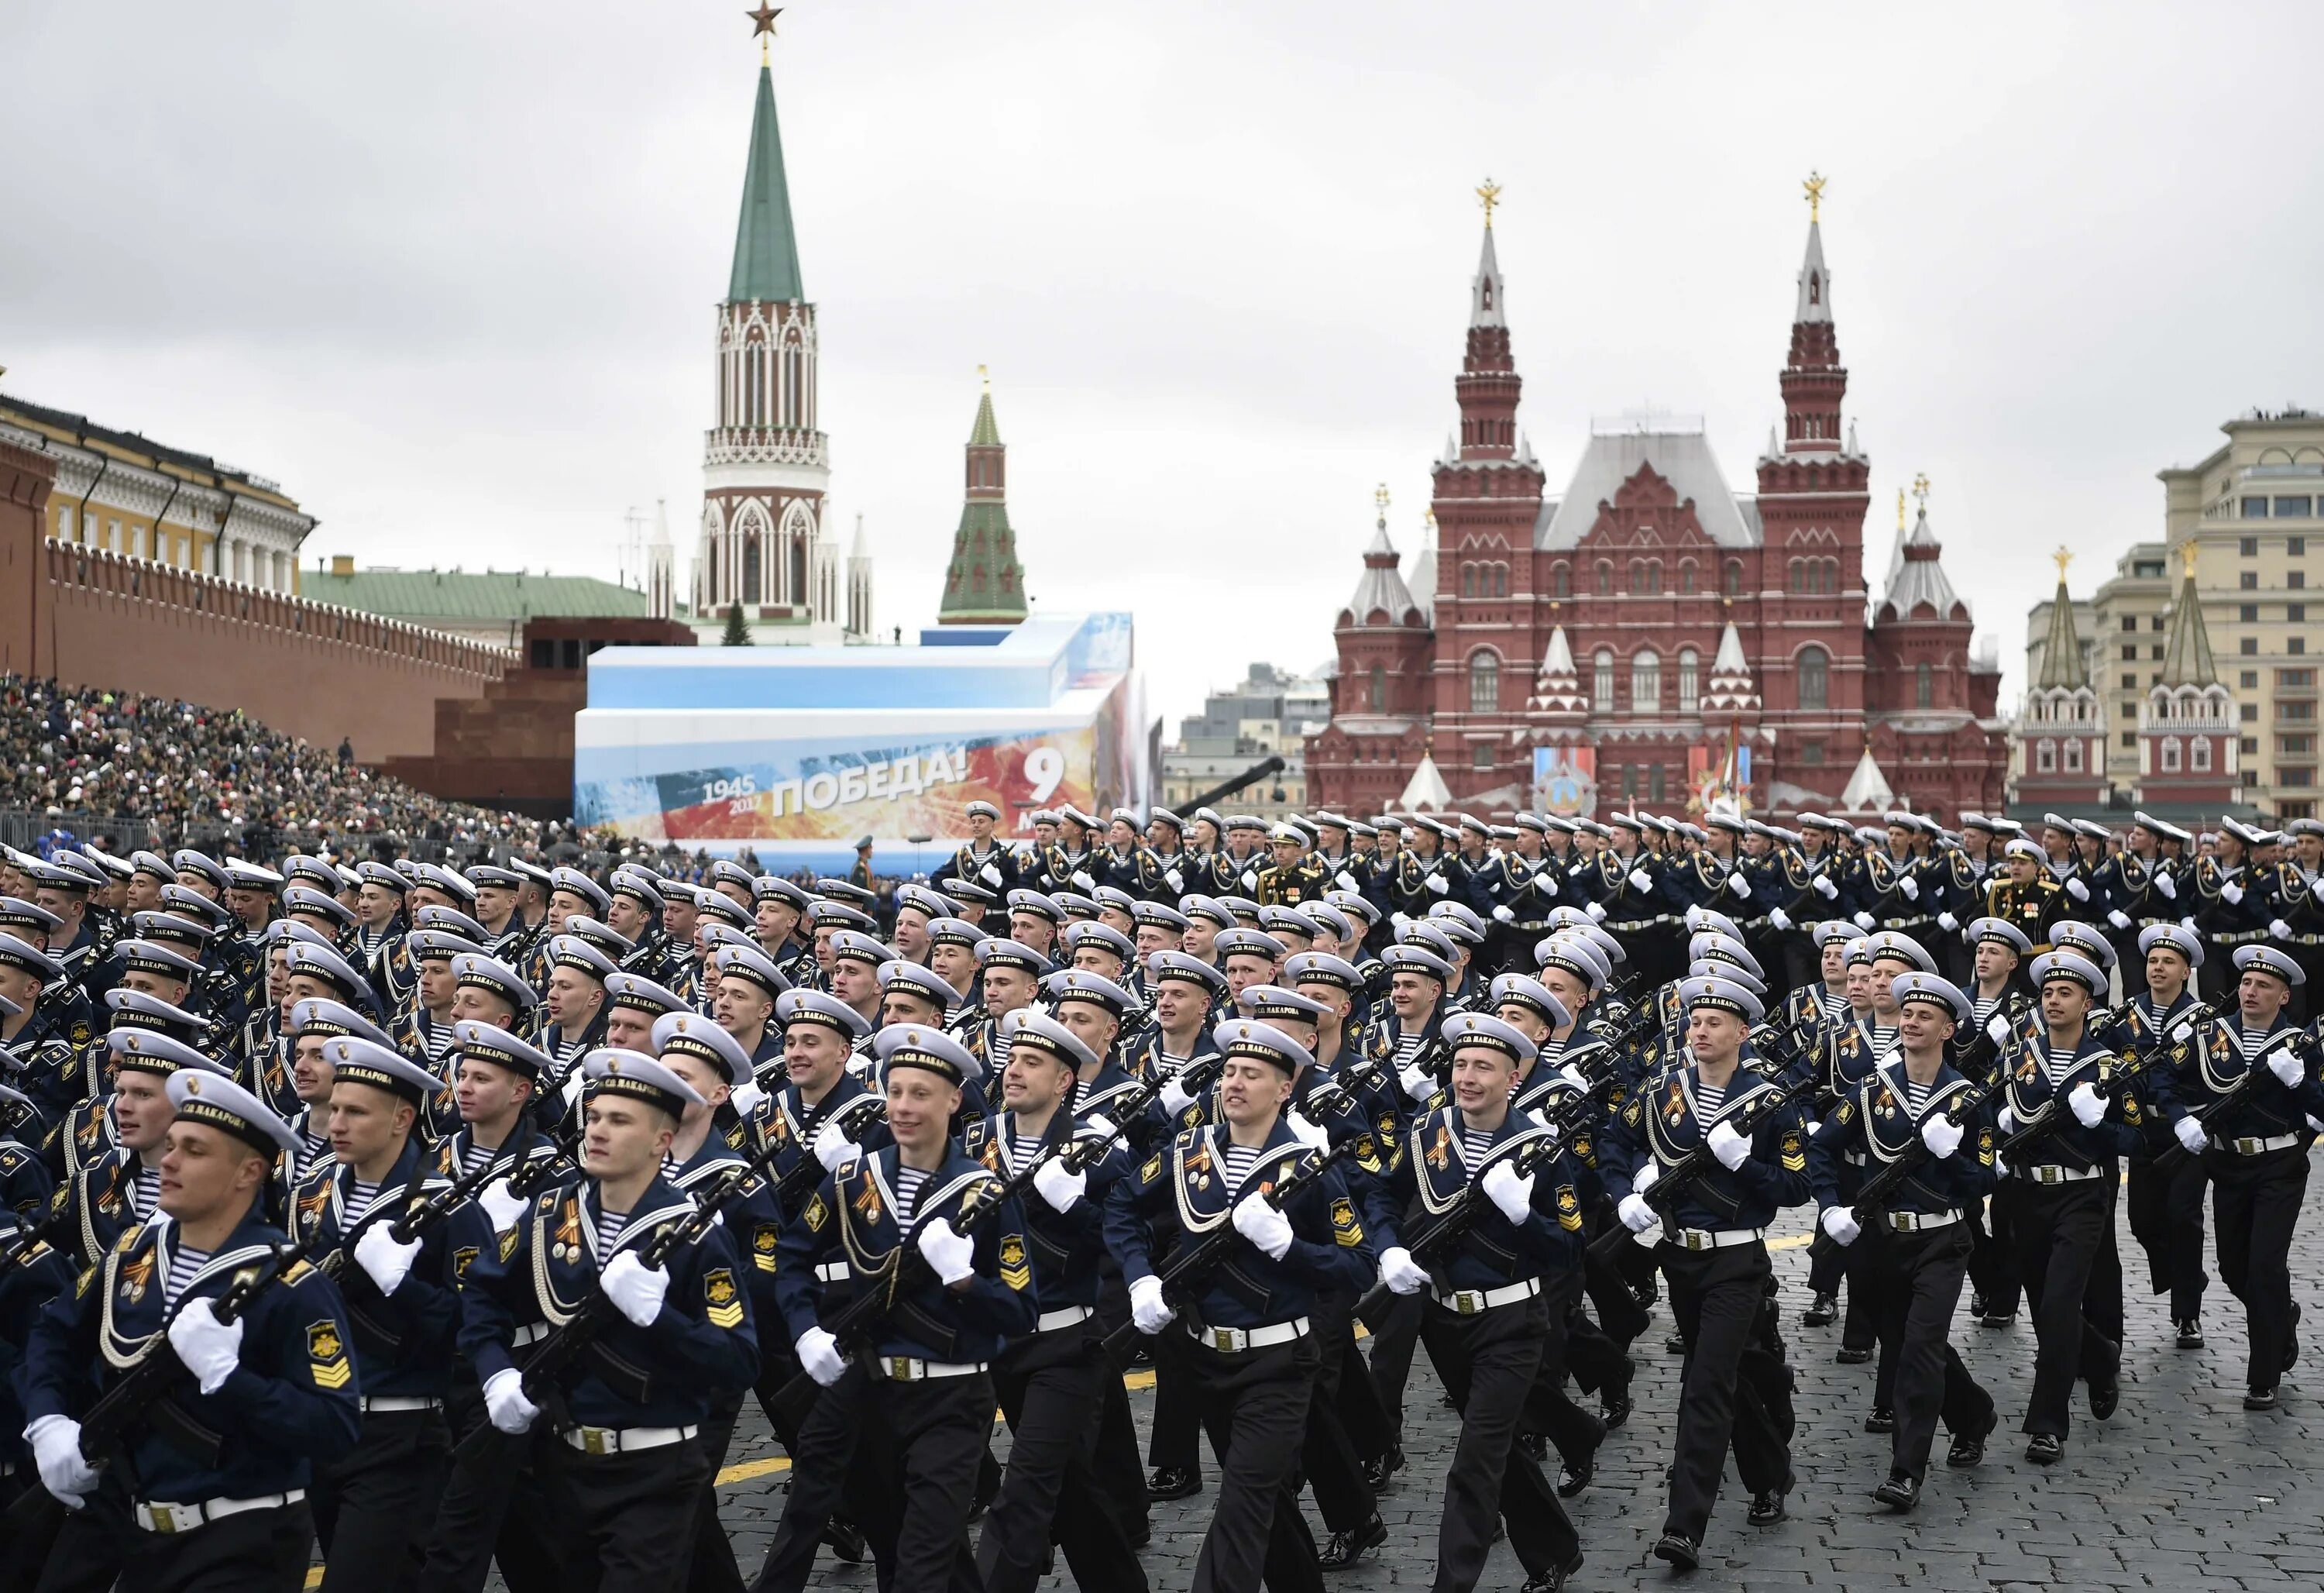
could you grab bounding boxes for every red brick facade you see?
[1308,214,2008,825]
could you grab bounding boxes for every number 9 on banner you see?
[1023,745,1064,802]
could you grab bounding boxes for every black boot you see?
[1316,1512,1386,1570]
[1651,1533,1700,1571]
[1872,1471,1921,1511]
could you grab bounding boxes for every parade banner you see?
[1531,746,1597,817]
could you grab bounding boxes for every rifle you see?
[2152,1017,2319,1176]
[1840,1071,2007,1227]
[773,1108,1131,1405]
[1585,1073,1810,1264]
[763,1091,889,1216]
[1100,1135,1364,1363]
[1989,999,2219,1168]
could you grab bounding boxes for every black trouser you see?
[314,1404,451,1593]
[1088,1272,1152,1538]
[118,1498,315,1593]
[545,1434,713,1593]
[1188,1330,1324,1593]
[1863,1221,1992,1480]
[2010,1174,2116,1438]
[978,1322,1150,1593]
[752,1364,988,1593]
[1422,1289,1578,1593]
[418,1385,568,1593]
[1971,1189,2020,1315]
[1146,1327,1204,1473]
[2209,1144,2310,1392]
[686,1391,748,1593]
[1301,1292,1377,1534]
[1359,1292,1423,1440]
[15,1485,129,1593]
[1660,1240,1789,1544]
[2125,1152,2212,1318]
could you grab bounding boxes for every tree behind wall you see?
[720,601,753,647]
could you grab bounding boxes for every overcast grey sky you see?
[5,2,2321,732]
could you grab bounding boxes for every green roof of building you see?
[968,389,1001,447]
[305,568,649,623]
[728,64,805,303]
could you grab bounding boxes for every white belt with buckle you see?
[562,1422,700,1455]
[1666,1225,1765,1251]
[1432,1278,1542,1315]
[2020,1163,2104,1184]
[1188,1316,1311,1354]
[2227,1133,2301,1155]
[514,1323,550,1347]
[359,1395,442,1413]
[871,1355,988,1381]
[815,1261,851,1282]
[135,1489,306,1534]
[1884,1208,1961,1233]
[1035,1305,1093,1332]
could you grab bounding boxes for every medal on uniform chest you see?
[553,1202,582,1263]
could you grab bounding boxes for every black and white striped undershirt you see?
[1539,1037,1566,1072]
[419,1017,456,1066]
[1869,1024,1900,1063]
[1221,1144,1263,1194]
[345,1179,383,1227]
[1394,1033,1425,1070]
[459,1137,497,1179]
[1902,1076,1935,1115]
[1696,1079,1729,1119]
[1458,1116,1497,1166]
[163,1244,211,1307]
[1819,990,1851,1024]
[1971,994,2001,1028]
[2044,1045,2078,1086]
[1007,1134,1043,1179]
[596,1208,627,1255]
[988,1024,1015,1075]
[2233,1024,2273,1059]
[127,1164,161,1221]
[892,1165,933,1228]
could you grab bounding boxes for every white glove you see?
[729,1079,767,1119]
[1390,912,1411,932]
[1628,869,1653,893]
[1032,1156,1086,1213]
[916,1218,976,1285]
[1285,1110,1328,1149]
[2220,881,2243,905]
[813,1119,858,1172]
[29,1416,97,1509]
[1898,875,1920,901]
[1164,868,1184,893]
[796,1324,847,1386]
[1706,1119,1751,1171]
[1379,1246,1429,1295]
[1820,1206,1862,1246]
[1804,1119,1821,1137]
[1683,906,1705,931]
[1492,904,1515,924]
[1728,873,1753,900]
[979,862,1004,886]
[1481,1161,1535,1224]
[2107,910,2132,930]
[2272,919,2295,941]
[483,1367,541,1433]
[1232,1193,1294,1260]
[2174,1116,2209,1154]
[2267,1047,2307,1089]
[1160,1078,1197,1115]
[1400,1061,1436,1103]
[1129,1273,1175,1333]
[1997,1106,2016,1135]
[1426,873,1450,896]
[1081,1113,1118,1141]
[1987,1013,2012,1044]
[1239,869,1259,890]
[600,1251,672,1327]
[1992,1150,2008,1176]
[1920,1114,1965,1160]
[1555,1065,1590,1093]
[2064,876,2089,902]
[2170,1020,2195,1044]
[1768,908,1793,933]
[479,1175,529,1234]
[1072,869,1097,893]
[1617,1193,1658,1233]
[1813,875,1840,900]
[1585,900,1607,922]
[1335,871,1360,893]
[1937,911,1958,932]
[2068,1082,2106,1129]
[1853,911,1876,930]
[354,1223,422,1297]
[2156,872,2177,900]
[1631,1158,1661,1196]
[166,1298,244,1395]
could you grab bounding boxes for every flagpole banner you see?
[1531,746,1597,817]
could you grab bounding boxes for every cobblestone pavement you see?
[703,1180,2324,1591]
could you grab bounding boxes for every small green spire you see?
[969,368,1002,446]
[728,64,804,303]
[939,373,1027,624]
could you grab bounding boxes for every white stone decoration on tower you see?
[648,499,674,621]
[847,513,875,639]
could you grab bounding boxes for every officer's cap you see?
[1443,1011,1538,1068]
[712,944,791,1001]
[1283,951,1362,994]
[1146,949,1226,994]
[323,1037,440,1104]
[1000,1009,1098,1072]
[2030,951,2105,996]
[1489,973,1572,1031]
[1680,975,1766,1027]
[1968,917,2034,958]
[1889,973,1972,1024]
[777,988,873,1041]
[168,1068,300,1158]
[1042,968,1137,1018]
[975,938,1054,978]
[652,1010,752,1088]
[1209,1018,1312,1075]
[580,1048,703,1121]
[453,953,538,1010]
[874,1024,977,1087]
[452,1020,552,1080]
[1214,927,1287,964]
[2137,923,2202,968]
[2234,944,2305,988]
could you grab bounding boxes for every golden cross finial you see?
[1374,483,1391,525]
[2052,545,2074,583]
[746,3,782,63]
[978,363,989,390]
[2180,540,2199,579]
[1476,178,1502,229]
[1896,487,1906,532]
[1912,473,1930,518]
[1803,170,1827,222]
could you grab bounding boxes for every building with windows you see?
[2015,408,2324,819]
[1160,663,1327,819]
[1305,185,2009,824]
[2,393,315,593]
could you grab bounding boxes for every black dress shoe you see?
[2286,1305,2302,1370]
[1360,1446,1404,1491]
[1516,1430,1548,1461]
[2025,1433,2063,1465]
[1803,1292,1838,1327]
[1947,1410,1996,1468]
[2245,1387,2280,1411]
[1747,1472,1793,1526]
[1317,1513,1386,1570]
[821,1518,868,1564]
[2176,1317,2204,1349]
[1979,1307,2017,1328]
[2089,1371,2120,1422]
[1665,1331,1690,1355]
[1600,1391,1634,1430]
[1651,1532,1700,1571]
[1872,1471,1921,1511]
[1147,1465,1202,1501]
[1863,1405,1895,1433]
[1521,1551,1586,1592]
[1968,1289,1987,1317]
[1836,1345,1873,1364]
[1556,1454,1593,1498]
